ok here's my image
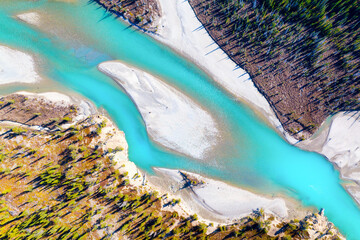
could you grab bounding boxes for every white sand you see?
[154,0,296,144]
[0,45,40,85]
[156,168,288,219]
[98,60,220,160]
[17,12,40,26]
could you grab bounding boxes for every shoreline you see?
[0,91,345,239]
[0,91,97,125]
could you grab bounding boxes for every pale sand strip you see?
[98,60,220,160]
[0,45,40,85]
[155,168,288,219]
[321,112,360,171]
[154,0,297,144]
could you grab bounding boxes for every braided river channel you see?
[0,0,359,238]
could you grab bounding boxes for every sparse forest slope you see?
[188,0,360,139]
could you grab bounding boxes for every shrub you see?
[218,225,227,232]
[172,212,179,218]
[11,127,27,135]
[1,188,11,195]
[190,214,198,221]
[62,116,71,123]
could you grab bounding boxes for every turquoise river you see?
[0,0,359,238]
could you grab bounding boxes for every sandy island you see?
[98,60,221,160]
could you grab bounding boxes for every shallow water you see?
[1,0,360,238]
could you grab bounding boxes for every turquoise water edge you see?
[0,0,359,238]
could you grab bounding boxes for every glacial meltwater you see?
[0,0,360,238]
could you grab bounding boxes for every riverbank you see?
[0,92,344,239]
[149,168,345,239]
[0,91,95,127]
[153,168,292,220]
